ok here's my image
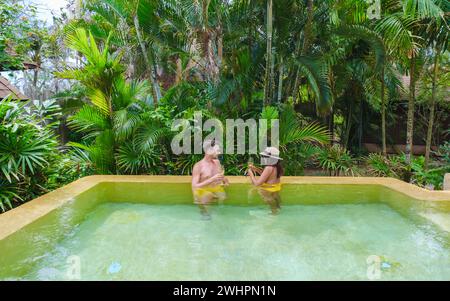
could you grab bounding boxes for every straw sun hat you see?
[259,147,283,161]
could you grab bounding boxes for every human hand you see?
[248,164,262,175]
[211,173,225,183]
[246,168,254,176]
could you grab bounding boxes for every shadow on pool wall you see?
[0,176,449,280]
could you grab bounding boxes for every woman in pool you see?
[246,147,283,214]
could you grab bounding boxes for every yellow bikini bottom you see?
[193,185,225,198]
[259,182,282,192]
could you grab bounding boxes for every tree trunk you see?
[270,47,276,102]
[175,56,182,84]
[328,70,336,142]
[291,68,300,101]
[106,92,117,174]
[329,108,334,144]
[263,0,273,105]
[217,26,223,68]
[75,0,83,68]
[303,0,314,54]
[54,58,59,94]
[381,67,386,156]
[424,48,440,169]
[59,119,69,145]
[33,69,39,99]
[200,0,219,82]
[358,98,363,150]
[292,0,314,102]
[133,15,159,106]
[405,56,416,164]
[150,51,162,99]
[277,57,283,102]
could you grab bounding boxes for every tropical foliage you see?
[0,98,92,211]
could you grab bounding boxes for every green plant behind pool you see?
[366,149,450,190]
[409,154,450,190]
[317,145,357,176]
[0,98,93,212]
[365,153,407,178]
[0,98,56,211]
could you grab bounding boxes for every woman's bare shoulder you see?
[263,165,275,170]
[262,165,275,174]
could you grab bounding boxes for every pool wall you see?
[1,175,450,241]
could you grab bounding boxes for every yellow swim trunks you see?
[193,185,225,198]
[259,182,282,192]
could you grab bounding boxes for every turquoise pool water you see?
[1,183,449,280]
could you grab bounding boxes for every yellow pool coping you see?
[0,175,449,241]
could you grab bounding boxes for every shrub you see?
[317,144,357,176]
[0,99,59,211]
[366,149,450,190]
[410,153,450,190]
[365,153,407,178]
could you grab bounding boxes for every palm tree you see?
[133,0,161,105]
[290,0,314,103]
[88,0,162,105]
[375,0,444,164]
[56,28,166,174]
[56,29,123,173]
[157,0,228,83]
[424,46,441,168]
[423,8,448,168]
[380,65,387,155]
[263,0,273,105]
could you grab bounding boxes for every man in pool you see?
[192,139,229,218]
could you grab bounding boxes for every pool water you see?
[17,202,450,280]
[1,183,449,280]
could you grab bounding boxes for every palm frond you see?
[134,122,170,152]
[295,56,332,115]
[277,105,330,151]
[68,105,109,133]
[335,24,386,73]
[89,88,110,116]
[375,13,421,55]
[116,141,160,175]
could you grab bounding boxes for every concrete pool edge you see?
[1,175,449,241]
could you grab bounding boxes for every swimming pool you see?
[0,176,449,280]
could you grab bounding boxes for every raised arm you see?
[248,166,273,186]
[216,159,229,185]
